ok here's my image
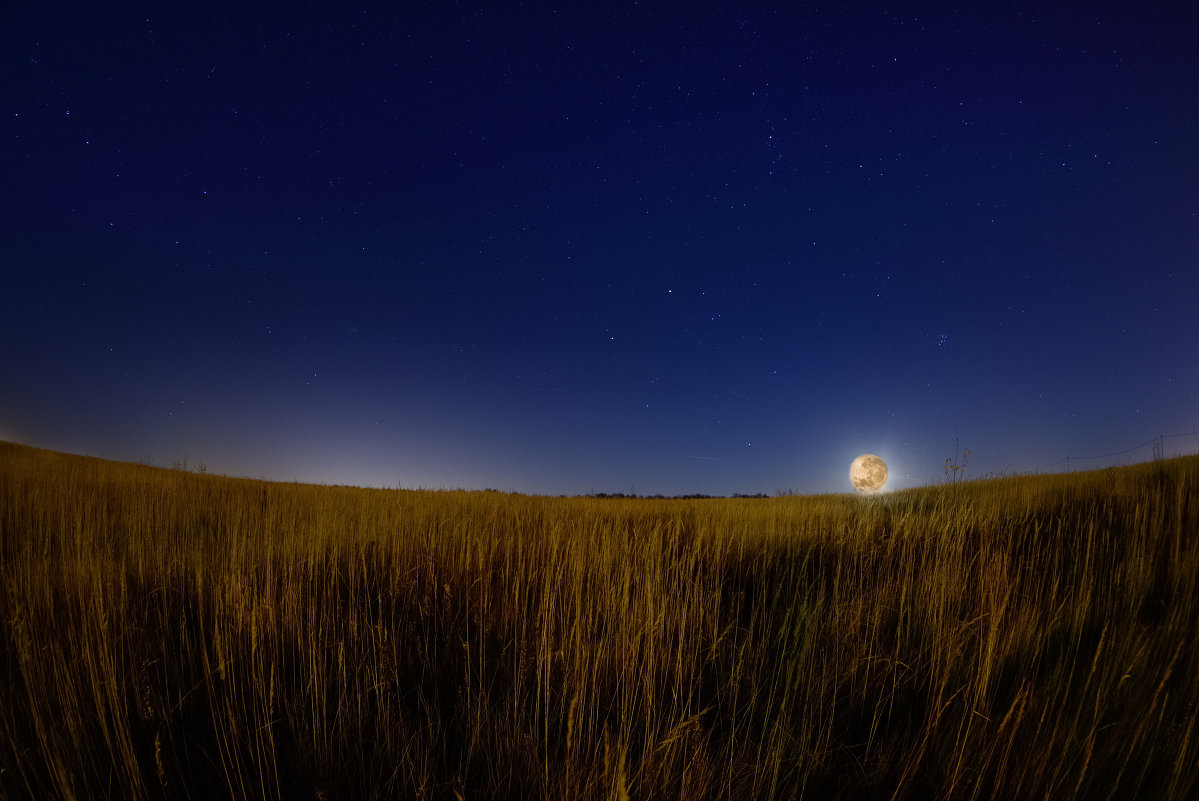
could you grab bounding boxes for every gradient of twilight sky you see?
[3,5,1197,496]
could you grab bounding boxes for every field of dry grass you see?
[1,440,1197,800]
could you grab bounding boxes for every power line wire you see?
[1032,430,1199,474]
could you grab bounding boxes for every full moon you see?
[850,453,888,492]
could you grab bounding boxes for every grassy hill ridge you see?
[1,441,1196,799]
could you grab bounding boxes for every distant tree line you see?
[586,491,770,500]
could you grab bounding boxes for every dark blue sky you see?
[3,4,1197,495]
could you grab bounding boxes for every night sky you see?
[4,5,1197,496]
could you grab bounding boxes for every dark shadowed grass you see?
[1,441,1196,800]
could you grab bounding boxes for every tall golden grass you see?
[1,440,1196,800]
